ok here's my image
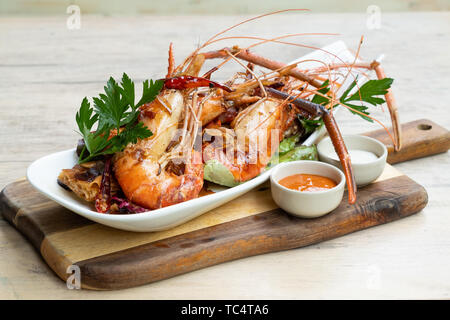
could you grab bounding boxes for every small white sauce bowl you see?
[270,161,345,218]
[317,135,387,187]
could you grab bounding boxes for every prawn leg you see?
[372,62,401,151]
[309,59,402,151]
[202,47,322,88]
[266,87,357,204]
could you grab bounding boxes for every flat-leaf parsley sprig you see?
[338,77,393,122]
[299,77,393,124]
[76,73,163,163]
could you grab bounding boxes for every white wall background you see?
[1,0,449,15]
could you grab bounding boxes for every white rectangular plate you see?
[26,41,363,232]
[27,148,275,232]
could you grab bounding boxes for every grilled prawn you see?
[112,88,204,209]
[59,9,402,213]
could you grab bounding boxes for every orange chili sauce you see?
[278,174,337,192]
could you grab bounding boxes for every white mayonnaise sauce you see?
[330,149,378,163]
[348,150,379,163]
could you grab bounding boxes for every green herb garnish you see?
[339,77,393,122]
[305,77,393,123]
[311,79,331,106]
[299,118,324,135]
[75,73,163,163]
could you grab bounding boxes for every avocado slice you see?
[203,159,241,187]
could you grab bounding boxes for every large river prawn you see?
[58,9,401,213]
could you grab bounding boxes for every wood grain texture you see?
[0,179,94,250]
[43,186,277,263]
[0,166,428,290]
[76,175,426,290]
[364,119,450,164]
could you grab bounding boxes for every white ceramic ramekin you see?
[270,161,345,218]
[317,135,387,186]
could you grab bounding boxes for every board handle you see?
[363,119,450,164]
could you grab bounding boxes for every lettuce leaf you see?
[278,145,318,163]
[267,144,318,168]
[278,134,300,154]
[203,136,318,187]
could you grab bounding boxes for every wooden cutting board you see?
[0,119,448,290]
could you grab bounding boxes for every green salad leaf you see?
[278,134,301,154]
[278,145,318,163]
[267,134,318,168]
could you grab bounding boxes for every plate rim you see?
[26,148,274,222]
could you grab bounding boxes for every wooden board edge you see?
[364,119,450,164]
[0,183,20,226]
[9,163,398,268]
[74,175,428,290]
[1,180,82,288]
[1,182,46,252]
[40,237,76,287]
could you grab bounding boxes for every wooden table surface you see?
[1,12,449,299]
